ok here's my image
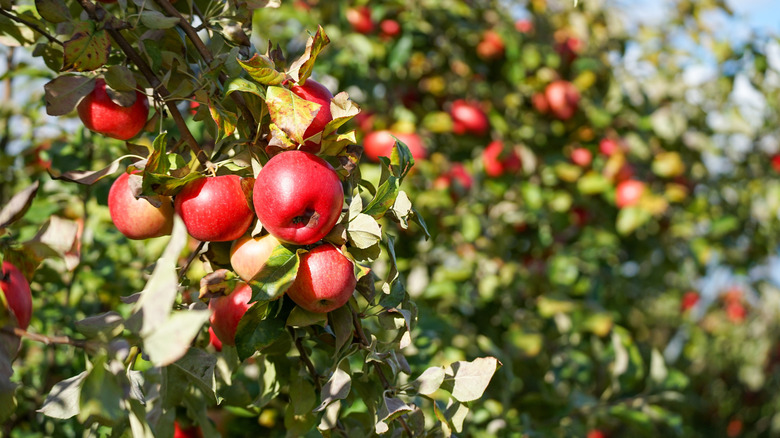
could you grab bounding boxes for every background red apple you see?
[174,421,203,438]
[482,140,521,177]
[290,78,334,153]
[174,175,254,242]
[570,147,593,167]
[108,171,174,240]
[544,80,580,120]
[681,291,700,312]
[285,245,356,313]
[209,282,253,346]
[599,138,622,156]
[476,30,505,60]
[253,151,344,245]
[77,78,149,141]
[1,261,32,330]
[229,234,280,282]
[450,100,489,136]
[363,130,427,162]
[515,19,534,34]
[615,179,646,208]
[379,19,401,38]
[771,154,780,172]
[208,326,222,352]
[346,6,373,34]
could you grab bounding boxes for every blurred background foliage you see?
[3,0,780,436]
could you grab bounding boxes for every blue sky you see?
[729,0,780,34]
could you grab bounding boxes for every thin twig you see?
[75,0,210,168]
[2,326,91,349]
[287,326,322,391]
[0,9,63,46]
[178,241,205,281]
[350,303,413,437]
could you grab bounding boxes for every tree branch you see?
[288,326,322,392]
[152,0,258,138]
[75,0,210,169]
[178,240,205,281]
[2,326,91,349]
[0,9,63,47]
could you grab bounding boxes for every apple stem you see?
[287,326,322,392]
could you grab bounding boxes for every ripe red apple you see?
[208,327,222,352]
[515,19,534,34]
[363,130,427,162]
[771,154,780,172]
[209,282,253,346]
[544,80,580,121]
[599,138,621,156]
[285,245,356,313]
[450,100,489,136]
[555,36,583,64]
[681,291,699,312]
[175,175,254,242]
[1,262,32,330]
[482,140,521,177]
[586,430,606,438]
[253,151,343,245]
[380,19,401,38]
[477,30,505,61]
[290,78,334,153]
[108,171,174,240]
[346,6,374,34]
[174,421,203,438]
[532,93,549,114]
[570,147,592,167]
[229,234,280,282]
[615,179,646,208]
[437,163,473,192]
[77,78,149,140]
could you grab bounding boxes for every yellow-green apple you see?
[545,80,579,120]
[450,100,489,136]
[253,151,343,245]
[229,234,280,282]
[108,171,174,240]
[290,78,333,153]
[346,6,374,34]
[175,175,254,242]
[285,245,356,313]
[482,140,521,177]
[1,261,32,330]
[363,130,427,162]
[77,78,149,140]
[209,282,253,346]
[615,179,646,208]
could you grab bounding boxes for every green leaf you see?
[104,65,137,92]
[322,92,360,137]
[0,181,38,230]
[171,348,218,405]
[616,206,651,235]
[347,213,382,249]
[286,25,330,83]
[43,75,94,116]
[139,10,181,29]
[78,357,123,425]
[287,306,328,327]
[235,301,288,362]
[74,312,124,340]
[252,356,281,408]
[62,21,110,72]
[285,378,317,436]
[38,372,86,419]
[237,54,286,86]
[441,357,500,403]
[314,367,351,412]
[265,86,321,145]
[362,176,399,219]
[35,0,70,24]
[411,366,445,395]
[225,77,266,99]
[144,310,211,366]
[375,395,413,434]
[248,244,304,302]
[329,305,353,354]
[48,155,136,186]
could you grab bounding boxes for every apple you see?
[174,421,203,438]
[586,430,606,438]
[285,245,356,313]
[290,78,333,153]
[555,36,583,64]
[1,262,32,330]
[482,140,521,177]
[363,130,427,162]
[544,80,579,120]
[726,301,746,323]
[253,151,343,245]
[570,207,588,227]
[615,179,646,208]
[229,234,280,282]
[599,138,622,156]
[570,147,592,167]
[208,327,222,352]
[346,6,374,34]
[380,19,401,38]
[681,291,699,312]
[476,30,505,61]
[174,175,254,242]
[515,19,534,34]
[531,93,549,114]
[434,163,473,192]
[108,171,174,240]
[209,282,253,346]
[772,154,780,172]
[77,78,149,141]
[450,100,489,136]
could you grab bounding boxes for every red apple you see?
[174,175,254,242]
[363,130,427,162]
[77,78,149,141]
[681,291,699,312]
[380,19,401,38]
[555,36,583,64]
[229,234,280,282]
[515,19,534,34]
[253,151,343,245]
[570,147,592,167]
[346,6,374,34]
[108,171,174,240]
[208,326,222,352]
[771,154,780,172]
[571,207,588,227]
[290,78,334,153]
[477,30,505,61]
[544,80,580,120]
[285,245,356,313]
[1,262,32,330]
[532,93,549,114]
[599,138,622,156]
[586,430,606,438]
[482,140,521,177]
[615,179,646,208]
[209,282,253,346]
[174,421,203,438]
[726,301,746,323]
[450,100,489,136]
